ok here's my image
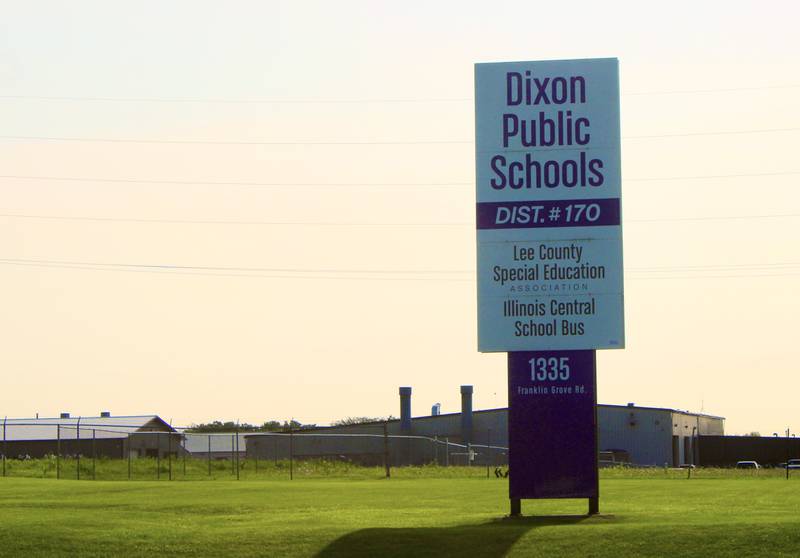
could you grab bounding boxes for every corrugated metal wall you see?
[295,409,508,446]
[240,406,722,467]
[699,435,800,466]
[598,407,673,466]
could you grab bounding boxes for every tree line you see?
[186,416,396,433]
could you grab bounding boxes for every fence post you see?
[274,436,278,466]
[786,434,790,481]
[383,423,391,478]
[207,435,211,476]
[235,429,240,481]
[289,428,294,481]
[445,437,449,467]
[127,433,131,480]
[487,429,491,479]
[255,438,259,475]
[76,417,81,480]
[92,429,96,480]
[2,416,6,477]
[56,424,61,479]
[168,432,173,481]
[182,434,186,477]
[157,433,161,480]
[230,434,235,476]
[434,435,438,466]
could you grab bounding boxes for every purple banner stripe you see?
[477,198,620,230]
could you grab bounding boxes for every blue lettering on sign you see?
[506,72,587,106]
[502,112,590,148]
[489,153,604,190]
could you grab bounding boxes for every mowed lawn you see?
[0,476,798,557]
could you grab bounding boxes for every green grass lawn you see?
[1,472,798,557]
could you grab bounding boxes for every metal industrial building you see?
[0,414,181,459]
[182,432,248,460]
[599,403,724,466]
[6,396,754,467]
[246,386,726,467]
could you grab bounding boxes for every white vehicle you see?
[785,459,800,469]
[735,460,760,469]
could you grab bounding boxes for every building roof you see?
[597,404,725,421]
[1,415,175,441]
[300,402,725,431]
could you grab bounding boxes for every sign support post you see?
[589,356,599,516]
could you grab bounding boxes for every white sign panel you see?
[476,58,624,352]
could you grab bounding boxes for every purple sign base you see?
[508,350,598,500]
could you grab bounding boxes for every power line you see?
[625,127,800,139]
[0,84,797,104]
[1,211,799,227]
[626,171,800,182]
[0,257,472,275]
[0,260,473,282]
[629,262,800,272]
[2,257,799,277]
[626,84,800,96]
[626,213,800,223]
[0,213,469,227]
[0,174,471,188]
[0,95,473,104]
[626,273,800,281]
[0,135,471,146]
[4,259,799,282]
[1,127,798,146]
[0,170,797,189]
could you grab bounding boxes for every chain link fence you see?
[3,421,799,482]
[1,421,508,481]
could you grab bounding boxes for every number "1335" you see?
[529,357,570,381]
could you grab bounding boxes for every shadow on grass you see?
[316,515,593,558]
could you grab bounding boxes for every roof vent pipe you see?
[460,385,474,443]
[399,387,412,431]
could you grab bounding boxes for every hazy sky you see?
[2,1,798,435]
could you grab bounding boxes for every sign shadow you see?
[315,515,592,558]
